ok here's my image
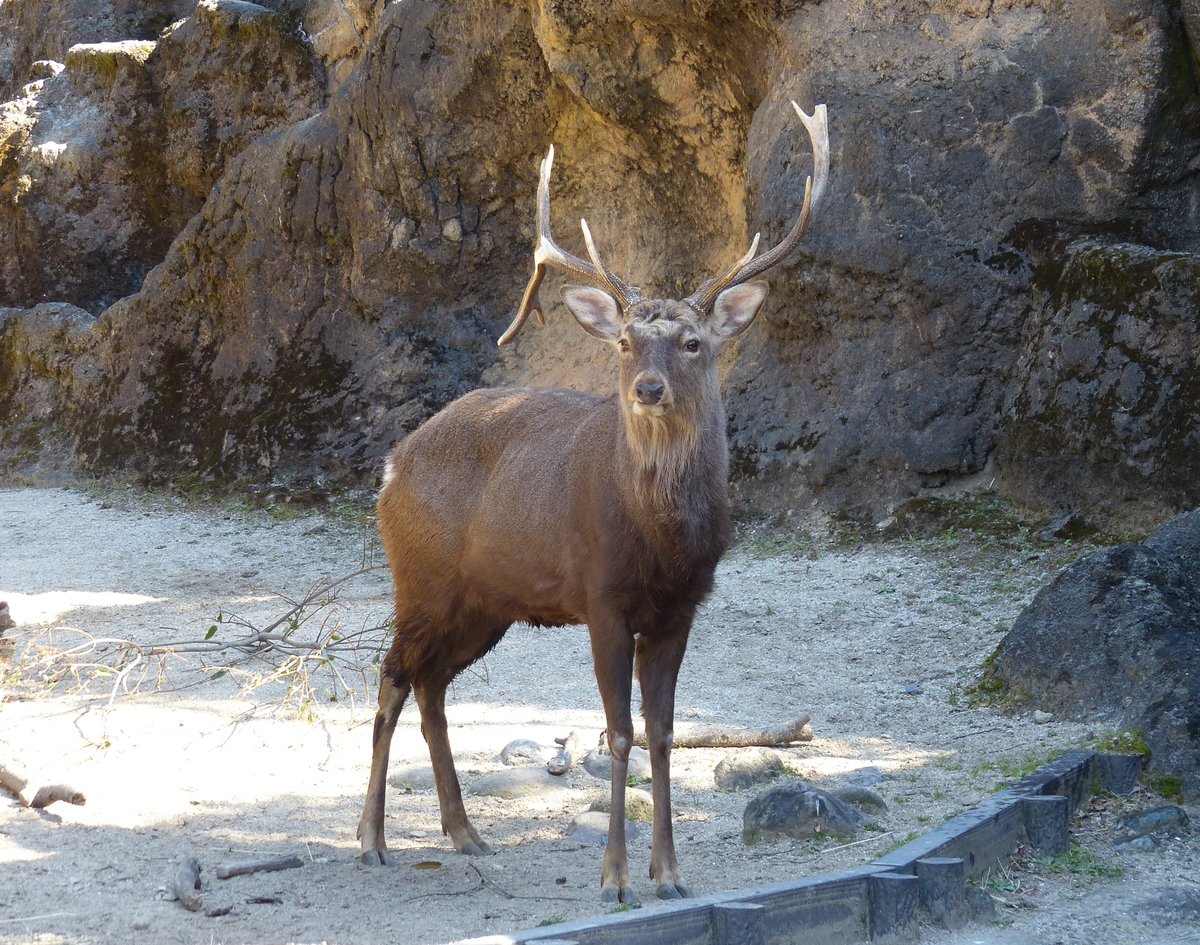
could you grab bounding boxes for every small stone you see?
[831,785,888,816]
[565,811,641,847]
[743,782,867,844]
[388,765,436,792]
[131,919,150,932]
[1037,510,1086,543]
[904,683,923,695]
[589,787,654,822]
[1032,710,1053,724]
[713,748,785,791]
[441,219,463,242]
[0,602,14,632]
[468,768,565,800]
[1114,836,1157,853]
[582,747,651,782]
[499,739,551,766]
[1121,805,1190,839]
[844,766,887,787]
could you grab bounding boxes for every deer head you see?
[499,104,829,486]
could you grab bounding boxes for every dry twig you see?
[216,854,303,880]
[10,567,390,714]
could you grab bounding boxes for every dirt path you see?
[0,485,1194,944]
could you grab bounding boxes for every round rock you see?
[844,766,887,788]
[469,768,566,800]
[743,782,867,843]
[499,738,552,766]
[566,811,642,847]
[714,748,785,791]
[831,785,888,816]
[583,746,651,782]
[589,787,655,822]
[388,765,437,792]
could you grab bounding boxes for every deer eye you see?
[684,338,701,353]
[617,337,630,353]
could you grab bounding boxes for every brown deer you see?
[358,102,829,904]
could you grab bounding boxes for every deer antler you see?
[499,146,641,346]
[685,102,829,315]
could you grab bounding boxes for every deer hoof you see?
[656,879,693,900]
[360,848,393,867]
[458,839,493,856]
[600,883,638,906]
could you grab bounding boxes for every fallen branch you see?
[171,857,203,912]
[547,731,581,776]
[627,715,813,750]
[0,753,86,809]
[216,854,303,879]
[11,566,391,713]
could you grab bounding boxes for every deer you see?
[358,101,829,904]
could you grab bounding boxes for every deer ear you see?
[561,285,623,341]
[712,282,769,340]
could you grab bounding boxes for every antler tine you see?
[685,101,829,314]
[499,146,640,347]
[681,233,761,314]
[580,219,640,308]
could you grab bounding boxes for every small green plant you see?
[963,647,1021,709]
[537,916,566,927]
[1093,729,1151,757]
[626,775,650,788]
[1147,774,1184,802]
[1034,843,1123,882]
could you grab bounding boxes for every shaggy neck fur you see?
[622,384,725,511]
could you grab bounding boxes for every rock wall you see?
[1,0,1198,531]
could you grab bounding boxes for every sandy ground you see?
[0,484,1196,945]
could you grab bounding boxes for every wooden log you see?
[547,731,581,776]
[630,715,813,749]
[215,854,303,879]
[0,758,86,809]
[172,857,203,912]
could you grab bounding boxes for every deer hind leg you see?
[413,678,492,856]
[636,627,693,899]
[358,665,412,866]
[590,620,637,904]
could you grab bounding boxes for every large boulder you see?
[986,509,1200,796]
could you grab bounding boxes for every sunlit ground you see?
[1,590,164,625]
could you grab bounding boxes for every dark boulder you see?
[743,781,868,843]
[987,510,1200,796]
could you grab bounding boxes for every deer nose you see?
[636,379,665,405]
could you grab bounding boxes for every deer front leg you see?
[589,621,637,905]
[413,681,492,856]
[636,627,693,899]
[358,669,411,865]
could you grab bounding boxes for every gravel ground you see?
[0,484,1194,945]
